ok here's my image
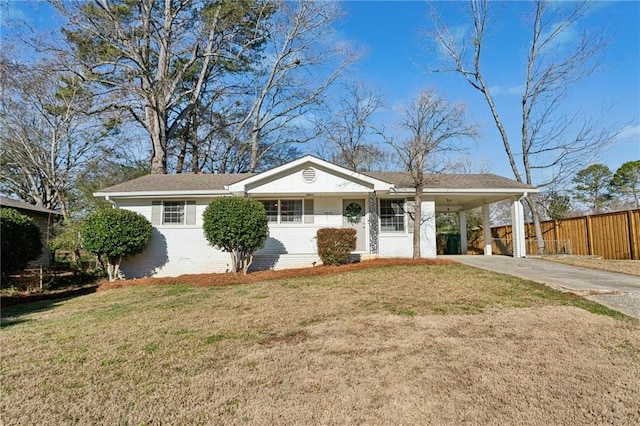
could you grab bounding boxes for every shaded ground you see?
[2,264,638,425]
[0,284,99,307]
[542,256,640,276]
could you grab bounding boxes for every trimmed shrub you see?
[81,208,153,282]
[0,208,43,275]
[316,228,356,266]
[202,197,269,274]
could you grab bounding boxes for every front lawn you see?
[1,263,638,425]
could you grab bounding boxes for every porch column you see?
[482,204,492,255]
[511,196,527,258]
[368,192,378,254]
[458,210,467,255]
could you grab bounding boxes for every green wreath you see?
[345,202,363,224]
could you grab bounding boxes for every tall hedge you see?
[316,228,356,266]
[0,208,43,275]
[81,208,153,281]
[203,197,269,274]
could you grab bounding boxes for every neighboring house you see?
[0,196,63,267]
[94,156,537,278]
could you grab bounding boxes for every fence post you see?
[629,210,637,260]
[586,215,594,256]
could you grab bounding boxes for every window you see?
[380,199,405,232]
[163,201,185,224]
[259,199,311,224]
[152,200,196,226]
[280,200,302,222]
[261,200,279,222]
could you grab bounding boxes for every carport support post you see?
[458,210,467,255]
[511,196,527,258]
[482,204,492,255]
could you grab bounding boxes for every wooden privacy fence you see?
[485,209,640,260]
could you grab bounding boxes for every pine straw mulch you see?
[97,258,458,291]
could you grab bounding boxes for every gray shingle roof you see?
[97,173,254,193]
[97,170,535,193]
[365,172,536,190]
[0,196,62,215]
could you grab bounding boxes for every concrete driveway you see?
[447,255,640,319]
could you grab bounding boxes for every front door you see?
[343,199,366,251]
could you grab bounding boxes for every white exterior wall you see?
[117,199,231,277]
[378,200,436,258]
[420,200,437,257]
[117,196,352,277]
[115,195,437,278]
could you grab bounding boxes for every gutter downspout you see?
[105,195,118,209]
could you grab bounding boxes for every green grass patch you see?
[204,334,228,344]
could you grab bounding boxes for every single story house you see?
[94,155,537,278]
[0,196,63,267]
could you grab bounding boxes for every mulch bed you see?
[97,258,458,291]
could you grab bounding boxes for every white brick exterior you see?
[115,195,436,278]
[378,200,436,258]
[95,156,534,278]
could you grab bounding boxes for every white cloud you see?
[488,84,524,96]
[615,124,640,145]
[540,21,580,52]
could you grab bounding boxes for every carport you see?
[429,184,538,258]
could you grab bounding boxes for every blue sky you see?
[2,0,638,183]
[336,0,640,180]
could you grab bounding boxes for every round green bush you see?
[203,197,269,273]
[1,208,43,274]
[81,208,153,281]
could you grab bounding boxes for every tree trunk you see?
[147,103,168,174]
[191,115,200,173]
[242,252,253,275]
[106,256,123,282]
[249,123,260,173]
[175,117,190,174]
[413,186,423,259]
[524,196,545,255]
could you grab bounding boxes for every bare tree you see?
[0,56,114,218]
[429,0,616,253]
[321,82,387,172]
[227,0,358,172]
[53,0,271,174]
[385,89,477,258]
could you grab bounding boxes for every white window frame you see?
[162,201,186,225]
[379,198,406,233]
[258,199,305,224]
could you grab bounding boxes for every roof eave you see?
[94,189,231,198]
[392,187,539,194]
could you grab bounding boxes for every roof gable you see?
[227,155,393,195]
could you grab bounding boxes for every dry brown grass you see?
[2,264,639,425]
[543,256,640,276]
